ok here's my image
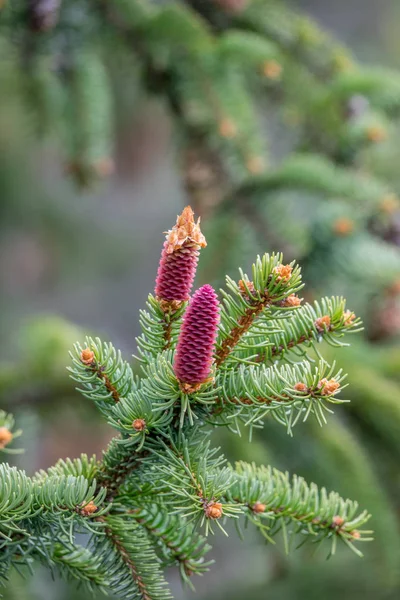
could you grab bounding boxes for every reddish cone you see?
[174,285,220,390]
[155,206,206,308]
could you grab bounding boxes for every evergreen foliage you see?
[0,209,372,598]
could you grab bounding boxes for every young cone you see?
[174,284,220,391]
[155,206,206,310]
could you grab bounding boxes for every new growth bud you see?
[155,206,206,309]
[318,378,340,396]
[80,348,95,365]
[205,501,223,519]
[174,284,220,392]
[0,427,13,449]
[132,418,146,432]
[252,501,266,514]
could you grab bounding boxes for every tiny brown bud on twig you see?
[246,156,265,174]
[343,310,356,326]
[132,419,146,432]
[80,348,95,365]
[262,60,282,80]
[333,217,354,236]
[79,501,97,517]
[332,515,345,528]
[218,118,237,139]
[314,315,331,332]
[351,530,361,539]
[318,378,340,396]
[294,382,308,393]
[366,125,387,143]
[238,279,255,296]
[205,501,223,519]
[380,193,399,214]
[252,501,267,514]
[0,427,13,449]
[281,294,302,307]
[273,264,292,282]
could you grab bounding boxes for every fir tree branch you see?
[215,253,303,367]
[227,461,372,556]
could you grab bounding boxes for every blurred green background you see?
[1,0,400,599]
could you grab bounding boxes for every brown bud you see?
[380,193,399,214]
[238,279,255,296]
[205,501,223,519]
[156,298,185,313]
[332,515,345,528]
[0,427,13,449]
[273,264,292,282]
[80,348,95,365]
[252,501,266,514]
[79,501,97,517]
[343,310,356,326]
[262,60,282,80]
[352,530,361,539]
[132,418,146,432]
[218,118,237,139]
[246,156,265,174]
[333,217,354,236]
[318,378,340,396]
[294,382,308,393]
[314,315,331,332]
[281,294,302,307]
[366,125,387,143]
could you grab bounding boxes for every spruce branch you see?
[215,253,303,367]
[0,207,373,596]
[227,462,373,557]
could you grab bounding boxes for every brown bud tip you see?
[0,427,13,449]
[252,501,267,514]
[332,515,345,528]
[380,193,399,214]
[343,310,356,326]
[294,382,308,393]
[246,156,265,174]
[218,118,237,139]
[157,298,185,313]
[273,264,293,282]
[165,206,206,254]
[132,418,146,432]
[205,501,223,519]
[318,378,340,396]
[333,217,354,236]
[238,279,255,296]
[366,125,387,143]
[262,60,282,80]
[314,315,331,332]
[79,501,97,516]
[80,348,95,365]
[282,294,302,307]
[352,530,361,539]
[179,381,208,394]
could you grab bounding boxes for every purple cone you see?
[155,241,200,302]
[155,206,206,304]
[174,285,220,385]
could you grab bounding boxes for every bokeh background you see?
[1,0,400,599]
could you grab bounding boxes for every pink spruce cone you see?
[155,206,206,310]
[174,284,220,391]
